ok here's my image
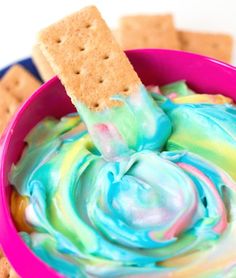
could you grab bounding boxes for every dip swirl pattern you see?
[10,85,236,277]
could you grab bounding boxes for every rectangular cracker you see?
[119,14,180,50]
[0,84,20,134]
[178,30,233,63]
[32,44,55,82]
[0,64,41,103]
[0,249,18,278]
[38,6,141,111]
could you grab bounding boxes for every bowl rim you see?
[1,48,236,277]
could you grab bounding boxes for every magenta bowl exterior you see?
[1,49,236,278]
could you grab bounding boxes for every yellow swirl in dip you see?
[10,82,236,277]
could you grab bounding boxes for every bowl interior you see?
[1,49,236,277]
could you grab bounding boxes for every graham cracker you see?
[0,85,20,134]
[178,30,233,63]
[0,64,41,103]
[119,14,180,50]
[32,44,55,82]
[0,250,18,278]
[38,6,141,111]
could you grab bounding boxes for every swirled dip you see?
[10,82,236,277]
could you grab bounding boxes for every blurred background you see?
[0,0,236,68]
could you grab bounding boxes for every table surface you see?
[0,0,236,68]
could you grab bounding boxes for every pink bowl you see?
[1,49,236,278]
